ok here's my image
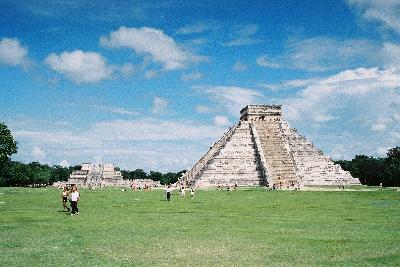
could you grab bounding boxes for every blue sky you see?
[1,0,399,171]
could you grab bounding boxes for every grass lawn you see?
[1,187,400,266]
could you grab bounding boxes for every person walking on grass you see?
[165,185,172,201]
[181,186,186,198]
[61,187,70,212]
[190,187,195,199]
[70,186,80,215]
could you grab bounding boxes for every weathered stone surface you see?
[66,163,129,188]
[184,105,360,188]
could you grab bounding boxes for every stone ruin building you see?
[67,163,128,188]
[183,105,360,189]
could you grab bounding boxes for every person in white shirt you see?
[70,186,80,215]
[180,186,185,198]
[190,188,195,199]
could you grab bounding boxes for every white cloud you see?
[45,50,113,83]
[262,37,400,72]
[119,63,135,76]
[224,24,261,46]
[347,0,400,34]
[144,69,158,79]
[90,119,220,141]
[101,26,207,70]
[195,105,214,114]
[280,67,400,158]
[32,147,45,161]
[181,71,203,81]
[176,22,216,35]
[213,116,230,126]
[371,123,387,132]
[93,105,139,116]
[152,97,168,114]
[258,77,322,91]
[202,86,264,115]
[59,159,70,167]
[256,55,280,68]
[376,146,390,156]
[187,38,208,46]
[285,67,400,122]
[284,37,380,72]
[381,43,400,67]
[11,117,226,172]
[0,38,30,67]
[233,61,248,72]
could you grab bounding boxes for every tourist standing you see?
[165,185,172,201]
[181,186,186,198]
[190,188,195,199]
[61,187,70,212]
[70,186,80,215]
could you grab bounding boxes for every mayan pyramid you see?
[183,105,360,188]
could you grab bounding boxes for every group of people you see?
[165,185,195,201]
[217,183,238,191]
[61,186,80,215]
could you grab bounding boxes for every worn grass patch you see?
[1,187,399,266]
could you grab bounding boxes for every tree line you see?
[120,169,186,185]
[334,147,400,187]
[1,121,399,187]
[0,122,185,186]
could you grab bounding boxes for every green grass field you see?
[1,187,400,266]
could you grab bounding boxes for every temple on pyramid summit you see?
[183,105,360,189]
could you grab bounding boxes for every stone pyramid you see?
[183,105,360,188]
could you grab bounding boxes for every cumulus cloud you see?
[45,50,113,83]
[258,78,322,91]
[144,69,158,79]
[59,159,70,167]
[92,105,139,116]
[213,116,230,126]
[119,63,135,76]
[262,37,400,72]
[152,97,169,114]
[195,105,215,114]
[11,117,226,171]
[223,24,261,46]
[90,119,221,141]
[201,86,264,115]
[176,22,217,35]
[233,61,248,72]
[101,26,207,70]
[281,67,400,158]
[347,0,400,34]
[180,71,203,81]
[32,147,45,161]
[284,37,381,72]
[0,38,30,67]
[256,55,280,68]
[285,67,400,121]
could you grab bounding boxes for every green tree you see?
[0,122,18,185]
[383,147,400,187]
[121,169,131,180]
[347,155,384,185]
[50,165,71,184]
[149,171,162,182]
[160,172,177,185]
[132,169,147,180]
[8,161,30,186]
[0,122,18,162]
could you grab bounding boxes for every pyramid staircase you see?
[253,121,298,188]
[185,121,264,187]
